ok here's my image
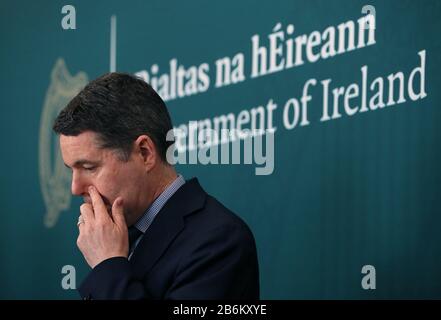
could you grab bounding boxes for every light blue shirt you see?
[128,174,186,260]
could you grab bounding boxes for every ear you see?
[133,135,157,172]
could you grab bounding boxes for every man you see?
[53,72,259,300]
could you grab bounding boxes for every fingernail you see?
[88,186,93,193]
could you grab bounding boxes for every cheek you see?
[114,164,145,203]
[94,164,141,205]
[116,165,142,190]
[92,171,121,205]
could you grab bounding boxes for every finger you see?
[79,203,94,225]
[88,186,110,223]
[77,220,85,231]
[111,197,126,227]
[77,215,85,229]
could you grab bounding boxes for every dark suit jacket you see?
[78,178,260,299]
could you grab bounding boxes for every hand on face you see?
[76,186,128,268]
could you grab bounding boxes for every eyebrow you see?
[64,160,100,168]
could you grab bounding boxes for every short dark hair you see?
[53,72,174,162]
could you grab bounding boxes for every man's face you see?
[60,131,146,223]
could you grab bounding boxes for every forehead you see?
[59,131,105,163]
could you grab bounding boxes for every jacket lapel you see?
[130,178,206,279]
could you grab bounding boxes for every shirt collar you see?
[134,174,185,233]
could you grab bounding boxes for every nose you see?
[71,170,87,196]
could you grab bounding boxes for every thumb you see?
[111,197,126,227]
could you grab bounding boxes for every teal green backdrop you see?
[1,0,440,299]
